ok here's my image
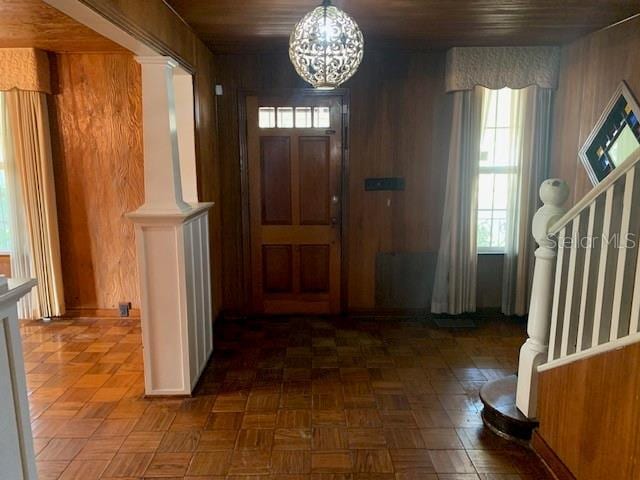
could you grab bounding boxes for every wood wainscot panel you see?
[536,341,640,480]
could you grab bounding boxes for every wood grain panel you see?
[300,245,329,293]
[49,53,144,311]
[299,137,330,225]
[261,137,292,225]
[537,341,640,480]
[166,0,640,51]
[213,50,451,313]
[0,0,124,52]
[192,41,223,321]
[262,245,292,293]
[0,254,11,277]
[71,0,224,319]
[550,15,640,206]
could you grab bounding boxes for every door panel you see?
[260,137,291,225]
[262,245,293,293]
[299,137,330,225]
[247,94,343,314]
[300,245,330,293]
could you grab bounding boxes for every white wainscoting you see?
[0,278,38,480]
[129,204,214,396]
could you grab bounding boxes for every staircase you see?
[482,149,640,470]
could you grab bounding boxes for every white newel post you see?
[0,278,37,480]
[128,56,214,396]
[516,179,569,418]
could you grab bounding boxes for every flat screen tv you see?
[579,81,640,185]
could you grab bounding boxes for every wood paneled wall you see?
[213,50,453,313]
[49,53,144,312]
[192,44,223,320]
[67,0,223,319]
[537,17,640,478]
[537,342,640,479]
[550,15,640,206]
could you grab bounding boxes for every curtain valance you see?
[445,46,560,93]
[0,48,51,94]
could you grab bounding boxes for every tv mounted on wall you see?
[579,81,640,185]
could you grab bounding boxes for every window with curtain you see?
[477,88,517,253]
[0,95,11,253]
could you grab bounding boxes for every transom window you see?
[477,88,517,253]
[259,106,330,129]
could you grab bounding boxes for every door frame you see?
[238,88,351,315]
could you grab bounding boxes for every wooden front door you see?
[246,93,343,314]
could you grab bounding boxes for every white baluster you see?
[516,179,569,419]
[591,187,614,347]
[576,203,596,352]
[610,169,635,340]
[561,217,580,358]
[548,225,566,361]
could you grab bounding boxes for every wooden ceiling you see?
[0,0,124,52]
[165,0,640,51]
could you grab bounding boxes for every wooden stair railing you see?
[516,148,640,418]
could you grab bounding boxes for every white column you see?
[128,56,213,396]
[136,56,191,213]
[516,179,569,418]
[0,278,37,480]
[173,69,199,204]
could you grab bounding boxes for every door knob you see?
[331,195,339,204]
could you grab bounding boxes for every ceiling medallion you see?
[289,0,364,89]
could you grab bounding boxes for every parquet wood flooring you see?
[20,315,552,479]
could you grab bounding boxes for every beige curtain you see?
[0,93,38,318]
[6,90,64,318]
[502,86,552,315]
[431,87,484,314]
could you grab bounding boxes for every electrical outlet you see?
[118,302,131,317]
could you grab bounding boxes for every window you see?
[477,88,517,253]
[258,107,276,128]
[0,96,11,253]
[258,106,330,129]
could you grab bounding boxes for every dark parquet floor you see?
[21,314,552,479]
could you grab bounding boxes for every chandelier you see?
[289,0,364,89]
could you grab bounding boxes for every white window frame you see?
[477,88,517,255]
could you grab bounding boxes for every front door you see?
[246,93,343,314]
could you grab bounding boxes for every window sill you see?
[478,250,505,255]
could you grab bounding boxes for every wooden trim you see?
[340,90,351,313]
[531,430,576,480]
[63,308,141,319]
[238,89,252,314]
[77,0,195,72]
[238,88,351,315]
[538,331,640,372]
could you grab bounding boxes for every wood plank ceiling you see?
[166,0,640,51]
[0,0,124,52]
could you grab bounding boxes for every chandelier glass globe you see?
[289,0,364,89]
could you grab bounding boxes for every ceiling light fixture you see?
[289,0,364,90]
